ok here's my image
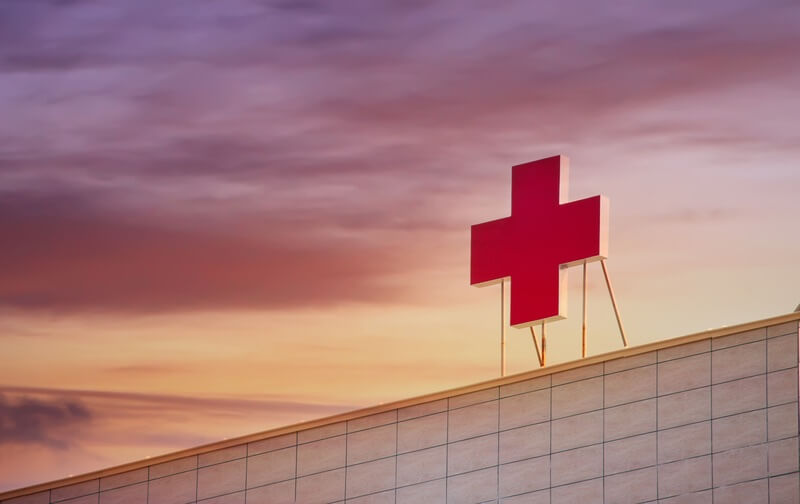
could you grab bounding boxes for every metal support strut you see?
[582,261,588,358]
[516,260,627,371]
[500,279,507,376]
[601,259,628,348]
[530,322,546,367]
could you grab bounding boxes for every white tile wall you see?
[5,321,798,504]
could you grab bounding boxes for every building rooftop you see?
[2,310,799,501]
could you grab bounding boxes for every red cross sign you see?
[471,155,608,327]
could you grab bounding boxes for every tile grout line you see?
[215,395,796,491]
[656,352,659,501]
[294,434,298,504]
[549,376,552,504]
[68,380,792,504]
[394,418,398,504]
[445,397,449,504]
[710,344,714,504]
[343,427,348,503]
[766,343,770,504]
[796,322,800,504]
[243,445,248,504]
[151,422,577,484]
[496,387,500,503]
[602,362,605,502]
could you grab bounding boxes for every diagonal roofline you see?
[3,310,799,500]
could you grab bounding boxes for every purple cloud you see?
[0,393,91,449]
[0,0,798,313]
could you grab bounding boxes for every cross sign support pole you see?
[530,322,546,367]
[500,279,507,377]
[582,261,588,358]
[541,321,547,365]
[601,259,628,348]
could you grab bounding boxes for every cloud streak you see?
[0,190,439,312]
[0,384,352,491]
[0,393,91,448]
[0,385,352,418]
[0,384,351,455]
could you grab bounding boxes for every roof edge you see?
[3,310,799,500]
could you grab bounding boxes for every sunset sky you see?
[1,0,799,492]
